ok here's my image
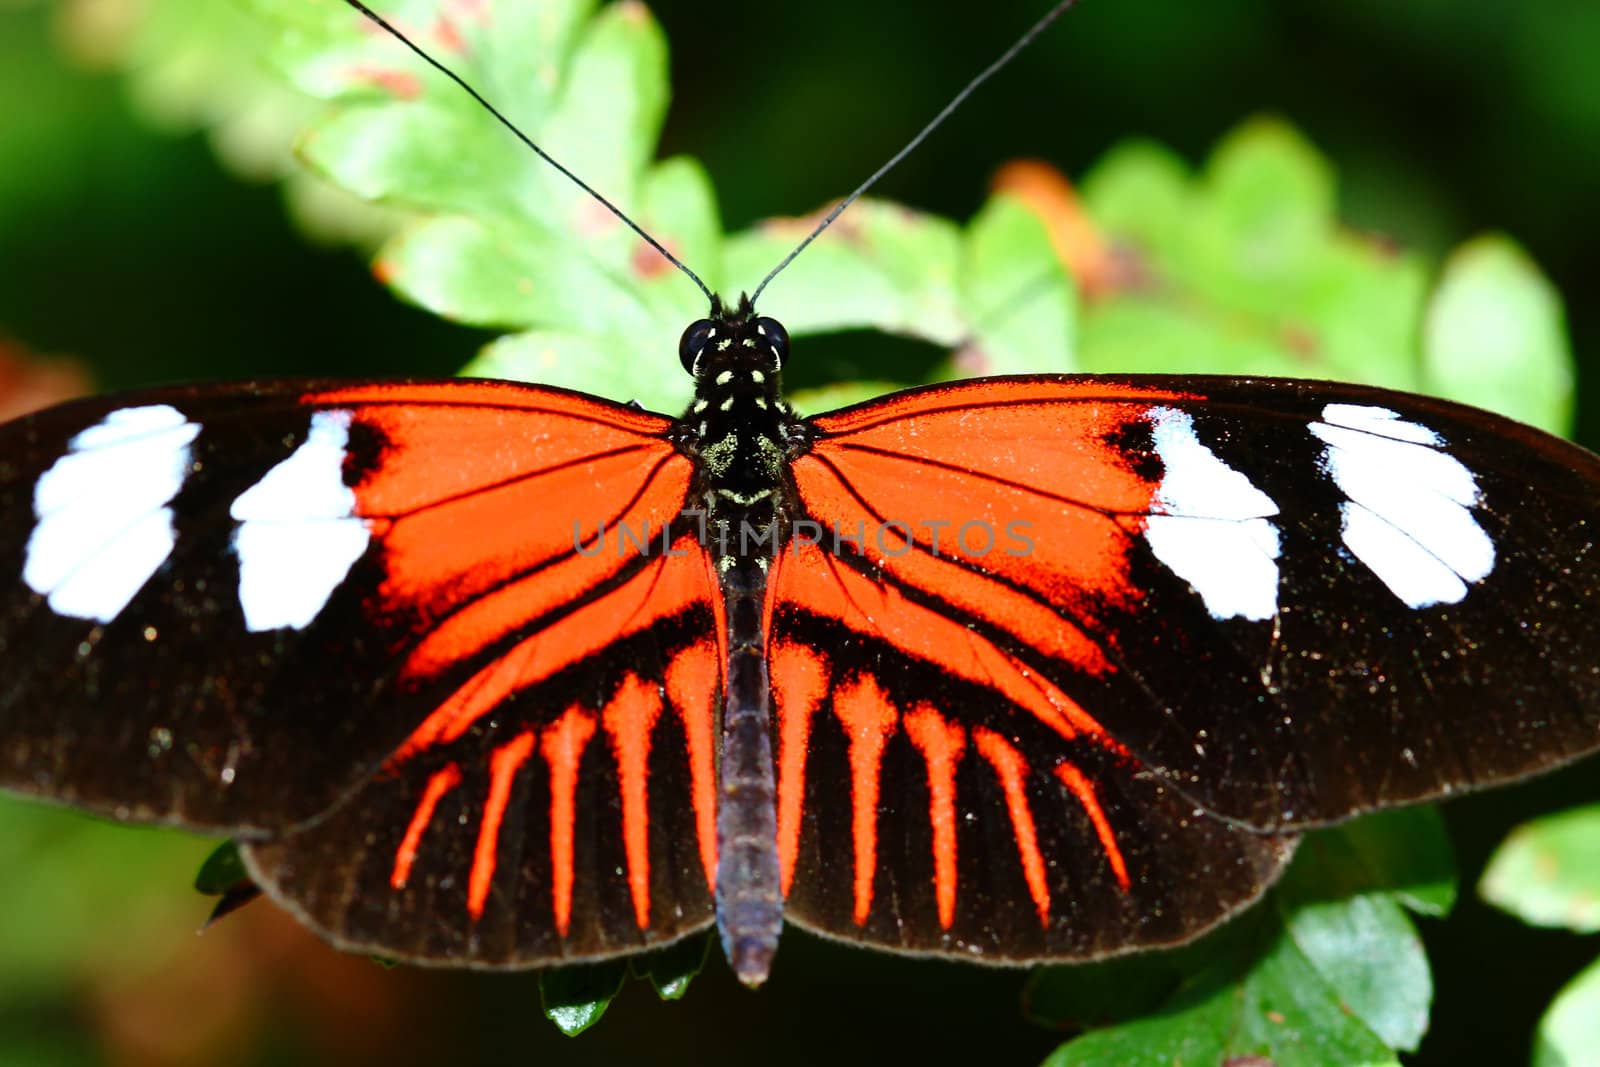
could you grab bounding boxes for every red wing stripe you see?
[974,727,1050,927]
[602,675,663,930]
[387,641,537,766]
[903,706,966,930]
[664,641,720,893]
[377,450,680,619]
[1054,761,1132,892]
[798,543,1116,746]
[397,455,693,678]
[467,731,537,921]
[832,676,899,925]
[770,640,830,897]
[541,707,597,936]
[797,454,1115,671]
[389,763,462,890]
[373,444,653,521]
[389,537,709,765]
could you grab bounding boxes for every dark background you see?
[0,1,1595,1064]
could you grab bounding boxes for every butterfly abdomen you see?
[715,556,783,985]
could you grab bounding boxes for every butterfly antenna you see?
[339,0,716,307]
[749,0,1083,306]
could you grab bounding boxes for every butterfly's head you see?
[678,293,790,384]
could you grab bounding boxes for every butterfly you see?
[2,0,1598,991]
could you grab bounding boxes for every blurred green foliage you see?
[0,1,1596,1066]
[1483,805,1600,1067]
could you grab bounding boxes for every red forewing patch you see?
[373,448,682,615]
[791,458,1116,672]
[800,394,1178,621]
[808,378,1193,435]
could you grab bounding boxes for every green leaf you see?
[1079,139,1192,276]
[629,933,712,1000]
[1534,954,1600,1067]
[723,200,966,341]
[540,959,628,1036]
[949,193,1077,376]
[463,329,688,412]
[1278,894,1430,1052]
[1279,807,1456,919]
[1024,923,1247,1032]
[1036,815,1451,1064]
[376,214,653,335]
[260,0,707,400]
[1423,234,1574,433]
[786,381,907,416]
[1079,116,1429,390]
[1481,804,1600,933]
[192,839,247,895]
[1041,908,1400,1067]
[1198,117,1336,301]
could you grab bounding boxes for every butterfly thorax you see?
[673,296,806,571]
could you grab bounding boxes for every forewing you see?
[770,374,1597,958]
[1,378,721,962]
[786,375,1600,829]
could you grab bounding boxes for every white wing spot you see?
[1144,407,1281,621]
[1310,403,1493,608]
[230,410,370,632]
[24,404,199,623]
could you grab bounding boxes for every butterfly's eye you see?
[679,319,718,376]
[753,317,789,370]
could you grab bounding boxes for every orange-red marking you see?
[305,383,693,679]
[808,378,1193,435]
[395,459,694,677]
[389,537,712,764]
[375,447,675,612]
[974,728,1051,927]
[389,763,463,890]
[904,706,967,930]
[541,707,597,935]
[602,675,664,930]
[788,470,1117,673]
[1054,761,1132,892]
[467,731,536,920]
[833,676,899,925]
[773,541,1118,747]
[770,641,830,897]
[810,394,1165,601]
[664,641,720,893]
